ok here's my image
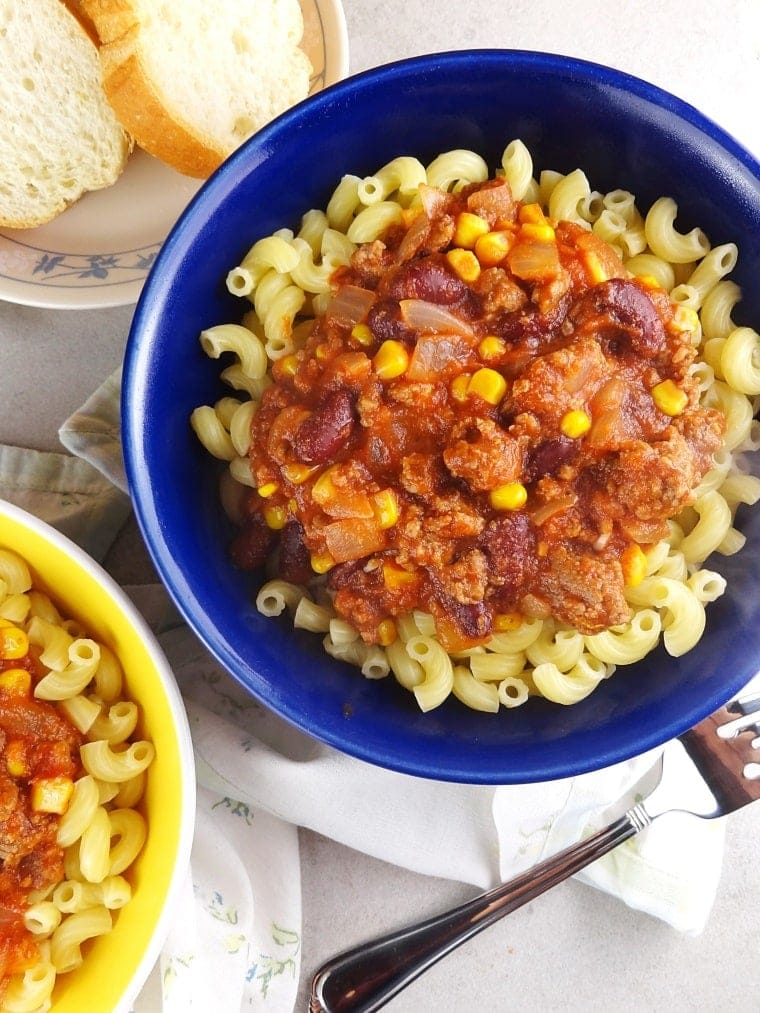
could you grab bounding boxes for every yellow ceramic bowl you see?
[0,499,195,1012]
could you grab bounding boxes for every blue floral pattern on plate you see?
[0,0,345,310]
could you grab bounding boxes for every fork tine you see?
[677,703,760,813]
[716,706,760,739]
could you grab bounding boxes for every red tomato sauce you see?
[233,179,724,649]
[0,651,83,988]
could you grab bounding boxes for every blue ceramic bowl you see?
[122,50,760,784]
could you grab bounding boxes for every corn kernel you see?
[478,335,506,361]
[621,543,648,587]
[6,740,28,777]
[453,211,490,249]
[672,305,700,334]
[382,561,418,590]
[0,625,29,661]
[474,230,512,267]
[373,340,409,380]
[0,668,32,695]
[637,274,661,290]
[282,463,319,484]
[520,222,555,243]
[372,489,400,529]
[450,373,471,402]
[277,353,299,377]
[257,482,279,499]
[493,611,523,632]
[518,203,548,225]
[31,777,75,815]
[559,409,592,439]
[377,619,398,647]
[537,540,549,558]
[315,342,331,361]
[310,552,336,574]
[351,323,374,347]
[651,379,688,416]
[311,467,337,505]
[583,251,609,285]
[489,482,528,511]
[467,367,508,405]
[446,248,481,283]
[263,505,288,530]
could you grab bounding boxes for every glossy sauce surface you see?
[236,180,724,647]
[0,651,82,985]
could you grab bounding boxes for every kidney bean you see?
[449,600,491,641]
[569,278,665,357]
[492,293,570,348]
[479,513,537,599]
[523,436,576,481]
[326,559,364,591]
[230,515,273,571]
[295,387,356,464]
[278,520,313,584]
[367,299,416,344]
[383,255,469,305]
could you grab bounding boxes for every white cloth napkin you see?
[1,368,737,1009]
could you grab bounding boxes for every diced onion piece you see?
[324,285,376,325]
[323,519,387,562]
[529,494,577,526]
[507,238,561,281]
[407,333,473,380]
[418,183,450,218]
[399,299,475,337]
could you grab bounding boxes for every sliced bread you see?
[0,0,132,229]
[82,0,313,179]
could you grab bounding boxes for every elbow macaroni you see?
[0,548,155,1010]
[191,138,759,715]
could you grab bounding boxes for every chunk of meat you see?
[349,240,394,288]
[599,427,715,522]
[474,267,528,317]
[465,179,518,226]
[399,453,443,497]
[510,337,610,424]
[535,545,630,633]
[443,418,522,490]
[396,493,486,568]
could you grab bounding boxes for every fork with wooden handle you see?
[310,696,760,1013]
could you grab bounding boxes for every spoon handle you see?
[309,812,638,1012]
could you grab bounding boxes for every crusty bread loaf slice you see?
[82,0,313,179]
[0,0,132,229]
[61,0,100,43]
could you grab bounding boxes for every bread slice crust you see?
[83,0,313,179]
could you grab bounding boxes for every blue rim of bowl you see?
[123,50,760,783]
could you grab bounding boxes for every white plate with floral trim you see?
[0,0,349,311]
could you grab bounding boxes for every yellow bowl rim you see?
[0,497,196,1010]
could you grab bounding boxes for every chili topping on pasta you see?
[0,548,154,1010]
[192,139,760,713]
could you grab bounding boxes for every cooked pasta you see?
[192,137,759,714]
[0,548,155,1010]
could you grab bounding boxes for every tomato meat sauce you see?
[234,178,725,650]
[0,643,82,990]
